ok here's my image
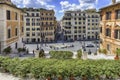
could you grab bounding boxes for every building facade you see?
[61,10,100,41]
[100,0,120,54]
[24,8,57,43]
[0,0,24,53]
[86,10,100,40]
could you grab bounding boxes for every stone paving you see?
[25,41,99,54]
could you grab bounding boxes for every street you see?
[25,41,100,54]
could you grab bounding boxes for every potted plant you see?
[17,48,23,53]
[3,46,12,54]
[77,49,82,59]
[102,49,107,55]
[114,48,120,60]
[39,49,45,58]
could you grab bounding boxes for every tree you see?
[77,49,82,59]
[3,46,12,54]
[39,49,45,58]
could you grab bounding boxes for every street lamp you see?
[40,33,45,50]
[62,29,64,45]
[82,34,86,52]
[0,42,1,54]
[94,32,98,55]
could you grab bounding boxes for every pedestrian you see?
[26,48,29,54]
[33,50,34,54]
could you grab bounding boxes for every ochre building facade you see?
[0,0,24,53]
[100,1,120,54]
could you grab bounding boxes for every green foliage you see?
[39,49,45,58]
[49,51,73,59]
[99,49,107,54]
[0,57,120,79]
[77,49,82,59]
[116,48,120,56]
[3,46,12,54]
[17,48,26,53]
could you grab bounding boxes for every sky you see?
[11,0,120,21]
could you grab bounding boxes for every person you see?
[33,50,35,56]
[26,48,29,54]
[88,49,91,55]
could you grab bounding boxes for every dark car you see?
[86,44,94,47]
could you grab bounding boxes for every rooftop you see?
[100,2,120,10]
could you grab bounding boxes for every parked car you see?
[86,44,94,47]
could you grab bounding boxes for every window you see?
[116,10,120,19]
[75,22,77,24]
[32,13,34,16]
[75,13,77,16]
[26,23,30,26]
[106,28,111,37]
[107,44,110,51]
[26,33,30,37]
[37,28,40,30]
[36,13,39,17]
[32,33,35,36]
[27,13,29,16]
[7,10,11,20]
[15,12,18,20]
[32,28,35,31]
[100,27,102,33]
[8,29,11,38]
[100,15,103,20]
[83,26,85,29]
[21,15,23,21]
[83,30,85,33]
[79,22,81,24]
[106,11,111,20]
[74,27,77,29]
[26,18,30,22]
[22,27,24,32]
[26,28,30,31]
[15,28,18,36]
[96,19,98,22]
[114,29,120,39]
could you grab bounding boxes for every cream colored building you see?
[61,10,100,41]
[0,0,24,53]
[85,10,100,40]
[24,8,56,43]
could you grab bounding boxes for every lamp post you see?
[83,34,86,52]
[95,32,98,55]
[0,42,1,54]
[62,29,64,45]
[40,33,45,50]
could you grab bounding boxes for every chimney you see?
[112,0,116,4]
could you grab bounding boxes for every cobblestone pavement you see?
[25,41,99,54]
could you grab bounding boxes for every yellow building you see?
[0,0,24,53]
[24,8,56,43]
[39,9,56,42]
[100,0,120,54]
